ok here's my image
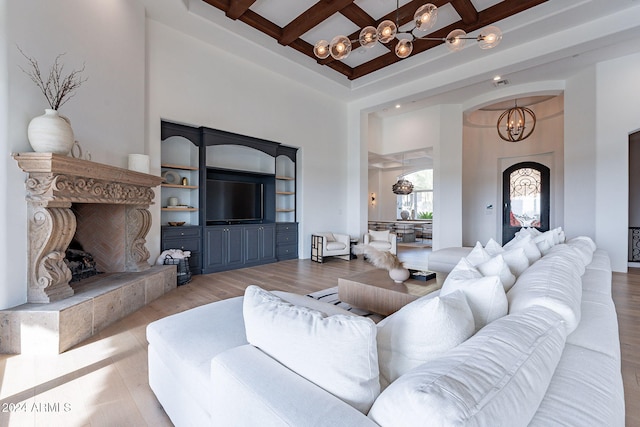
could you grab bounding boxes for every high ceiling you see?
[200,0,547,80]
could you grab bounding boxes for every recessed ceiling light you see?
[493,75,501,81]
[395,104,401,109]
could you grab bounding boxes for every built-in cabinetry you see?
[160,121,298,275]
[204,224,276,273]
[161,225,202,273]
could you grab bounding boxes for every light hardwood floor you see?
[0,251,638,427]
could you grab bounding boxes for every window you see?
[396,169,433,219]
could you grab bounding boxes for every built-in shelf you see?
[276,208,295,212]
[161,163,198,171]
[276,191,295,195]
[161,183,198,189]
[276,175,294,180]
[162,207,198,212]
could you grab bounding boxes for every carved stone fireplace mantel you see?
[13,153,164,303]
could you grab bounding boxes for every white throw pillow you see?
[242,285,380,413]
[484,238,503,256]
[441,274,508,332]
[504,234,542,264]
[477,254,517,291]
[444,257,483,283]
[369,229,390,242]
[466,241,491,266]
[501,247,530,277]
[376,290,475,389]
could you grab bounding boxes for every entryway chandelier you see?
[313,2,502,61]
[392,153,413,195]
[497,100,536,142]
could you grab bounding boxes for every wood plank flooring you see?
[0,251,638,427]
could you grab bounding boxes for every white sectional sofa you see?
[147,230,624,426]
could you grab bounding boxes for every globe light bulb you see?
[446,29,467,52]
[395,39,413,59]
[359,26,378,48]
[313,40,330,59]
[329,35,351,60]
[414,4,437,32]
[377,20,397,43]
[478,26,502,49]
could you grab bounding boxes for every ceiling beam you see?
[279,0,354,46]
[226,0,256,20]
[450,0,479,25]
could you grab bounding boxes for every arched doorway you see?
[502,162,550,244]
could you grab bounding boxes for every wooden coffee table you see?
[338,269,440,316]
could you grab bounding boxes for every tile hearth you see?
[0,266,176,354]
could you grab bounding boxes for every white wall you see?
[0,0,146,309]
[146,20,350,260]
[564,68,597,241]
[595,53,640,271]
[462,96,565,246]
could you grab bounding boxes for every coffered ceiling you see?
[200,0,547,80]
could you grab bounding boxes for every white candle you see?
[128,154,149,173]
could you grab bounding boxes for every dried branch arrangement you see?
[18,46,87,111]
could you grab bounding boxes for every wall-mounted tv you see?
[206,180,263,223]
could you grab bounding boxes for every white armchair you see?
[363,229,397,255]
[311,232,351,263]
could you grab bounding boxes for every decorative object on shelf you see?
[181,176,189,186]
[352,244,409,283]
[497,100,536,142]
[313,1,502,62]
[162,170,181,184]
[18,47,86,155]
[128,154,150,173]
[70,140,91,160]
[392,152,413,195]
[27,109,75,154]
[400,210,410,220]
[168,197,179,207]
[168,221,186,227]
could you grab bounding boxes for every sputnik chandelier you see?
[497,100,536,142]
[313,2,503,62]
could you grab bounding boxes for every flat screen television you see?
[206,180,263,222]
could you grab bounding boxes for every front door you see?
[502,162,550,244]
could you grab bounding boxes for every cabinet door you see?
[261,224,276,260]
[243,225,261,264]
[204,227,226,270]
[226,227,244,267]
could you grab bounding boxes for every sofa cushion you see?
[528,344,625,427]
[508,251,583,334]
[368,306,567,427]
[242,285,380,414]
[210,345,378,427]
[442,259,508,331]
[326,241,347,251]
[376,290,474,389]
[566,236,596,266]
[368,229,390,241]
[146,296,249,415]
[501,247,530,276]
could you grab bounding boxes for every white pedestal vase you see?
[27,109,75,155]
[389,267,410,283]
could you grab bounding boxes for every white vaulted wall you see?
[146,20,349,261]
[1,0,146,309]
